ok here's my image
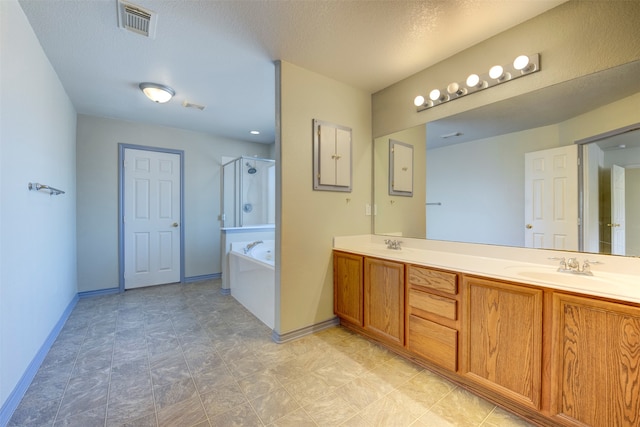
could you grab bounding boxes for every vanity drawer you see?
[408,265,457,295]
[409,289,457,321]
[408,315,457,372]
[409,289,458,320]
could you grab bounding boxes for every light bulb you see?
[489,65,504,80]
[513,55,531,71]
[447,82,466,96]
[429,89,442,102]
[466,74,480,88]
[413,95,425,107]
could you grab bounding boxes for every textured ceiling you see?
[18,0,565,144]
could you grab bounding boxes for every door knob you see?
[607,223,620,227]
[172,222,179,227]
[526,224,533,229]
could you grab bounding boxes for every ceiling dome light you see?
[513,55,532,72]
[250,130,260,135]
[139,82,175,103]
[413,95,425,107]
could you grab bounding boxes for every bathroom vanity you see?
[333,235,640,427]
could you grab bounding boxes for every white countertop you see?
[333,235,640,304]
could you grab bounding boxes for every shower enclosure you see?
[221,156,275,228]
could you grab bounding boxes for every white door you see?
[524,145,578,250]
[124,148,181,289]
[610,164,626,255]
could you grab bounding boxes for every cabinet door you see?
[461,276,543,409]
[551,294,640,427]
[313,120,352,192]
[364,258,404,346]
[333,251,363,326]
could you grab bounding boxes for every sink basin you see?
[516,269,607,284]
[502,265,638,297]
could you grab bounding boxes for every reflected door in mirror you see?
[524,145,578,250]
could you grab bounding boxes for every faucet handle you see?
[548,257,567,270]
[581,259,601,273]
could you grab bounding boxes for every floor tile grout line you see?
[50,312,91,426]
[102,297,120,427]
[478,405,499,426]
[414,384,460,425]
[145,295,161,427]
[218,317,268,425]
[176,295,214,427]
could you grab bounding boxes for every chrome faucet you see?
[549,256,601,276]
[384,239,402,250]
[566,257,580,271]
[243,240,263,254]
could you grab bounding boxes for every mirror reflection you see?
[580,127,640,256]
[373,60,640,257]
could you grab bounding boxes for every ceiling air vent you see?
[182,101,206,111]
[117,0,157,38]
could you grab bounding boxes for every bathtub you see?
[228,240,275,329]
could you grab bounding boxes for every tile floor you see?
[8,280,534,427]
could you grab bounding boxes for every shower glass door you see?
[221,156,275,228]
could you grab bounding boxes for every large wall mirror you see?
[373,60,640,257]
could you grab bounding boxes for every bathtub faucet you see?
[243,240,263,254]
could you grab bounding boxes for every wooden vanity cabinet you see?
[406,265,459,372]
[460,275,544,410]
[363,257,405,346]
[333,251,364,326]
[550,293,640,427]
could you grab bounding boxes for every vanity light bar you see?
[414,54,541,112]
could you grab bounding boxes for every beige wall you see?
[277,61,372,336]
[373,1,640,138]
[76,115,272,292]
